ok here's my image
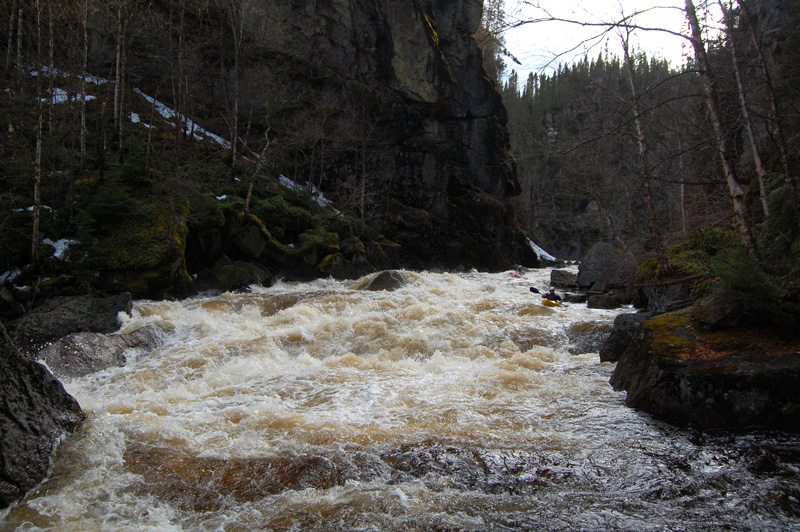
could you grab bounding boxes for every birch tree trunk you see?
[15,3,23,79]
[685,0,759,260]
[621,28,669,274]
[244,130,271,214]
[47,0,54,136]
[80,0,88,167]
[114,4,122,132]
[4,0,16,77]
[736,0,800,229]
[227,0,244,174]
[720,0,769,216]
[32,0,43,269]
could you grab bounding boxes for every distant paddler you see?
[540,287,562,307]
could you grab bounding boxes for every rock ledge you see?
[610,309,800,431]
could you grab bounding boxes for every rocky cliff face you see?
[207,0,535,271]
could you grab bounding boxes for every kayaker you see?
[542,288,562,302]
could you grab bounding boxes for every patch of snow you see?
[0,269,21,284]
[17,205,53,213]
[82,73,108,85]
[43,87,96,104]
[279,175,335,209]
[31,65,108,86]
[134,89,232,150]
[130,112,154,129]
[528,239,557,262]
[42,238,79,260]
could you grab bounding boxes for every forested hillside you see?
[0,0,536,308]
[485,0,800,326]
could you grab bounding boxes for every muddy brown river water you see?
[2,268,799,531]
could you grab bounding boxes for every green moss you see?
[696,329,751,352]
[320,214,354,239]
[317,253,342,269]
[636,258,660,284]
[643,312,694,356]
[299,228,339,252]
[94,202,188,271]
[252,195,315,238]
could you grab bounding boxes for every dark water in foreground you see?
[2,269,799,531]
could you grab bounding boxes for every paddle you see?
[531,286,568,307]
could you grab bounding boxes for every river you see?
[2,268,799,531]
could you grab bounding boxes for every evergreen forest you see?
[490,0,800,327]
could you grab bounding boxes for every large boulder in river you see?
[550,269,578,290]
[10,293,133,354]
[36,325,166,379]
[577,243,635,291]
[610,309,800,431]
[0,339,84,509]
[353,270,418,291]
[599,312,651,362]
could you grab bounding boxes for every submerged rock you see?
[610,309,800,431]
[566,320,614,355]
[353,270,417,291]
[0,338,84,509]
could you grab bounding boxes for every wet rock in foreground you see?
[610,309,800,431]
[0,339,84,509]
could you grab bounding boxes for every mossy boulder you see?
[610,309,800,431]
[94,203,192,298]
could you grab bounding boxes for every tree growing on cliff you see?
[477,0,515,81]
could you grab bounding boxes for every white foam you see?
[14,269,636,530]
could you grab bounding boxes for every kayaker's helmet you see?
[549,287,555,292]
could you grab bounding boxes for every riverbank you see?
[609,308,800,432]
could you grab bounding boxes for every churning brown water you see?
[2,268,799,531]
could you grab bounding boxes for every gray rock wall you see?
[231,0,533,270]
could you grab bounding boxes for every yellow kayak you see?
[541,298,562,307]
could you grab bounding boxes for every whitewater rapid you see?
[2,268,799,531]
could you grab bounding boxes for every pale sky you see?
[502,0,714,80]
